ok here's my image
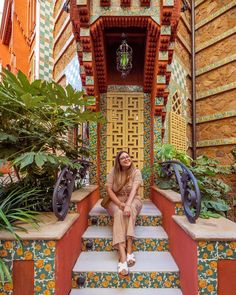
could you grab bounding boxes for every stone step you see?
[88,200,162,226]
[82,226,169,251]
[70,288,183,295]
[72,252,179,289]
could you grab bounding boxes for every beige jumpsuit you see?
[106,168,143,248]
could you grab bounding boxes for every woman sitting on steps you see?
[105,151,143,276]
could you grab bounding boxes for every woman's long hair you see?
[113,151,135,192]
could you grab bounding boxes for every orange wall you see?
[0,0,30,75]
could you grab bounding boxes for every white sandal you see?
[127,253,136,267]
[118,261,129,276]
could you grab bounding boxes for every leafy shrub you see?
[151,144,233,218]
[0,69,104,210]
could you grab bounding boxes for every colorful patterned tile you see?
[13,240,35,260]
[82,238,169,252]
[90,0,160,24]
[88,215,162,227]
[35,258,55,281]
[197,259,217,280]
[175,203,184,216]
[34,241,56,259]
[72,271,180,288]
[34,279,56,295]
[198,278,217,295]
[197,241,218,260]
[217,241,236,259]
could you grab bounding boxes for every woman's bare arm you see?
[106,185,125,209]
[123,183,140,216]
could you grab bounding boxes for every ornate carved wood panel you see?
[107,92,144,173]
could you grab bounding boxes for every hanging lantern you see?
[116,33,133,78]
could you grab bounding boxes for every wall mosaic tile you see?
[107,85,143,92]
[99,94,107,198]
[82,52,92,62]
[158,51,169,61]
[90,0,160,24]
[161,25,171,35]
[196,54,236,76]
[89,121,98,185]
[64,55,82,90]
[164,53,189,145]
[196,109,236,124]
[39,0,54,81]
[155,97,164,106]
[197,81,236,100]
[163,0,174,7]
[197,240,236,294]
[197,137,236,147]
[143,93,152,199]
[0,240,56,295]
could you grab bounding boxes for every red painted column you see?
[13,260,34,295]
[218,260,236,295]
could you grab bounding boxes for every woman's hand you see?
[118,202,126,211]
[123,204,131,216]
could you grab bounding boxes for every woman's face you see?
[119,152,131,169]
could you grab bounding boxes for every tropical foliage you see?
[150,144,233,218]
[0,69,104,210]
[0,69,104,283]
[0,184,41,283]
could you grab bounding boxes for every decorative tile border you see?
[196,81,236,100]
[89,121,98,185]
[195,1,236,30]
[39,0,54,80]
[99,94,107,199]
[88,215,162,227]
[80,28,90,37]
[175,203,184,216]
[72,271,180,288]
[155,97,164,106]
[197,241,236,294]
[196,109,236,123]
[161,25,171,35]
[0,240,56,295]
[163,0,174,7]
[82,52,92,62]
[82,238,169,252]
[143,93,152,199]
[196,27,236,53]
[90,0,161,25]
[107,85,143,92]
[196,54,236,76]
[197,137,236,148]
[158,51,169,61]
[157,75,166,84]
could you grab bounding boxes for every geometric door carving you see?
[107,92,144,173]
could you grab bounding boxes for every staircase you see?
[70,200,183,294]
